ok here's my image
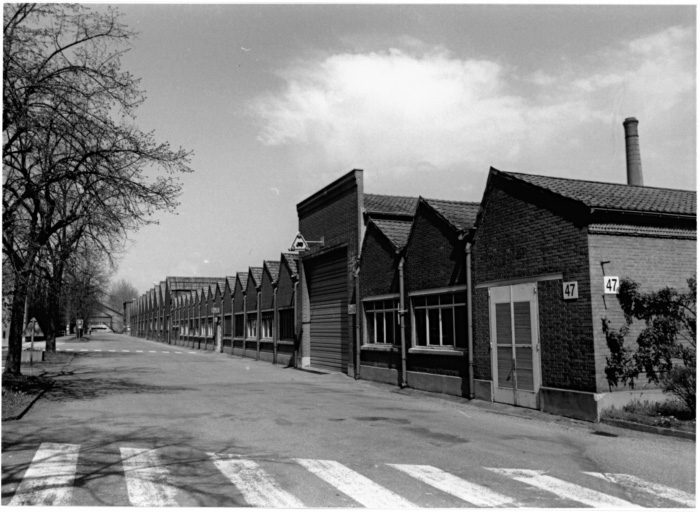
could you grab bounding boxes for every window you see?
[246,314,257,339]
[412,290,467,348]
[279,309,295,341]
[364,298,400,345]
[260,311,274,339]
[224,315,232,337]
[234,313,244,338]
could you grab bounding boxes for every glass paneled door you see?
[489,283,541,409]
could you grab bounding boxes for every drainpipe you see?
[293,280,299,368]
[398,255,408,388]
[273,286,278,365]
[466,242,475,399]
[354,266,361,380]
[242,294,247,358]
[256,290,261,360]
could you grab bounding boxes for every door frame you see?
[489,282,542,409]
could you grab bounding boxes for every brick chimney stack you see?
[623,117,644,186]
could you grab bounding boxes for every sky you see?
[104,4,697,295]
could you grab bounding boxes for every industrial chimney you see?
[623,117,643,186]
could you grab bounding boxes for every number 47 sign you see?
[604,276,620,294]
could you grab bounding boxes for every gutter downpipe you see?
[399,255,408,388]
[466,241,475,399]
[293,280,299,368]
[354,266,361,380]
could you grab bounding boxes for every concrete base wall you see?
[258,350,274,363]
[473,379,493,401]
[406,371,469,398]
[540,386,667,422]
[276,353,292,366]
[360,365,399,386]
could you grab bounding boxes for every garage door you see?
[307,250,349,372]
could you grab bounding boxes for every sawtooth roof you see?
[236,272,248,291]
[249,267,264,288]
[282,253,299,277]
[370,218,413,250]
[264,261,281,283]
[495,169,696,216]
[423,198,480,233]
[364,194,418,216]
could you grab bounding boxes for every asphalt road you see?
[2,333,695,507]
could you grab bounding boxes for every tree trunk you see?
[4,273,30,375]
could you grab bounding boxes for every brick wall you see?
[359,224,400,298]
[472,184,596,392]
[259,269,275,312]
[404,204,465,291]
[245,276,258,313]
[588,233,697,392]
[277,259,296,309]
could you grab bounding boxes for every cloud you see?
[253,26,695,188]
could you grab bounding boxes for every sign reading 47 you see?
[604,276,620,294]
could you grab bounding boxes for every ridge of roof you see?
[364,194,419,216]
[264,260,281,282]
[282,253,299,277]
[494,168,696,216]
[249,267,264,287]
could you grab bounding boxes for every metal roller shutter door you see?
[307,250,349,372]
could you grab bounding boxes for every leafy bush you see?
[603,275,696,415]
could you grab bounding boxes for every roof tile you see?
[423,198,480,232]
[499,170,696,216]
[364,194,418,216]
[371,218,413,250]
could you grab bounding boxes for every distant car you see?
[89,325,113,333]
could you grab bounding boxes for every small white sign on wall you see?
[604,276,620,294]
[562,281,578,300]
[348,304,356,315]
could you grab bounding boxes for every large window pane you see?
[428,309,440,345]
[386,311,395,344]
[366,311,375,343]
[441,308,454,346]
[376,311,385,344]
[455,305,467,348]
[495,303,512,346]
[414,309,427,346]
[513,301,532,345]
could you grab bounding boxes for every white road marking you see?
[94,349,102,352]
[296,459,417,508]
[388,464,518,507]
[188,352,196,354]
[209,455,304,507]
[148,351,156,353]
[585,472,695,507]
[174,352,182,354]
[122,350,130,352]
[9,443,80,506]
[120,447,179,506]
[162,351,170,353]
[486,468,637,508]
[80,349,88,352]
[64,349,74,352]
[136,350,143,353]
[108,350,116,352]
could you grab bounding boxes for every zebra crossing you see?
[4,443,695,508]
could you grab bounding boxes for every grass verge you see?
[2,351,72,420]
[601,398,696,433]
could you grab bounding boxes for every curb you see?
[601,417,695,441]
[4,384,53,421]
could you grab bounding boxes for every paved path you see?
[2,333,695,507]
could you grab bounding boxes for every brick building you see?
[232,271,248,356]
[470,167,696,420]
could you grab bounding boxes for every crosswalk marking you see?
[486,468,637,508]
[585,472,695,507]
[120,448,178,506]
[296,458,417,508]
[9,443,80,506]
[208,454,305,507]
[388,463,518,507]
[122,350,130,352]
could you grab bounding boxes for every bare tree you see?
[3,4,193,374]
[108,278,139,313]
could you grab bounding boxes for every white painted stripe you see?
[94,349,102,352]
[9,443,80,506]
[136,350,143,353]
[65,349,74,352]
[148,351,156,353]
[188,352,196,354]
[108,350,116,352]
[388,464,518,507]
[122,350,130,352]
[486,469,637,508]
[174,352,182,354]
[80,349,88,352]
[162,351,170,353]
[585,472,695,507]
[209,455,304,507]
[120,447,178,506]
[296,459,417,508]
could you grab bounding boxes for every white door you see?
[490,283,541,409]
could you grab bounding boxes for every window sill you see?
[277,340,295,346]
[408,347,466,356]
[361,344,398,352]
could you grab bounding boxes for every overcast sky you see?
[106,4,696,295]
